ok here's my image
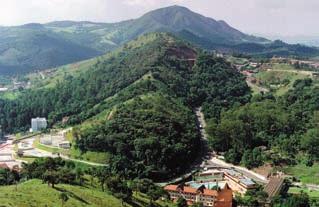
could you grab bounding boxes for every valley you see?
[0,4,319,207]
[0,32,319,206]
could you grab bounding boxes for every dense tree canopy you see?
[0,33,250,180]
[207,79,319,167]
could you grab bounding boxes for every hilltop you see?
[2,5,317,75]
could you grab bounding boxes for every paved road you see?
[293,182,319,191]
[208,158,268,184]
[196,107,268,184]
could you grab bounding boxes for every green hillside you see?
[0,179,173,207]
[0,24,101,75]
[4,5,317,75]
[0,32,251,180]
[207,78,319,169]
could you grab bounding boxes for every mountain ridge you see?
[0,5,317,75]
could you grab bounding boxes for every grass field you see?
[255,63,314,96]
[27,58,99,89]
[0,91,21,100]
[283,163,319,185]
[0,179,175,207]
[289,187,319,199]
[33,137,109,164]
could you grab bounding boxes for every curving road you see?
[196,107,268,184]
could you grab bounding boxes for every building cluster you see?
[40,131,71,149]
[164,183,233,207]
[164,168,257,207]
[31,117,47,132]
[223,169,256,195]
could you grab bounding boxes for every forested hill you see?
[0,33,251,180]
[3,5,318,75]
[0,5,267,75]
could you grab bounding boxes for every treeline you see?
[207,78,319,168]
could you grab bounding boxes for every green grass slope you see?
[0,179,174,207]
[0,179,127,207]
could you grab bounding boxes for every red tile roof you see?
[165,183,233,207]
[183,186,198,194]
[203,188,218,197]
[164,185,178,191]
[0,163,9,169]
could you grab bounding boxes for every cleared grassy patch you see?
[0,179,129,207]
[33,137,65,154]
[255,69,311,96]
[283,163,319,185]
[0,91,20,100]
[69,148,110,164]
[33,137,109,164]
[289,187,319,199]
[0,179,174,207]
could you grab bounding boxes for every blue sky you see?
[0,0,318,36]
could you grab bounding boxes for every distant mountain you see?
[0,5,318,75]
[0,25,101,75]
[44,6,269,53]
[262,34,319,47]
[113,5,269,45]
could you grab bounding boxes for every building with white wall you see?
[31,117,47,132]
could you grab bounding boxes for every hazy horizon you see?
[0,0,319,37]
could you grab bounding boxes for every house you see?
[195,170,224,182]
[223,169,257,195]
[58,141,71,149]
[31,117,47,132]
[40,136,52,145]
[264,177,285,199]
[0,163,9,170]
[164,183,233,207]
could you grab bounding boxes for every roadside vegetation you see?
[207,78,319,169]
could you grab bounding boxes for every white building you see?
[40,135,52,145]
[59,141,71,149]
[31,117,47,132]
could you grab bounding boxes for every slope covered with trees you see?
[1,5,317,75]
[0,33,251,180]
[207,79,319,168]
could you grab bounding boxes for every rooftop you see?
[188,181,227,189]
